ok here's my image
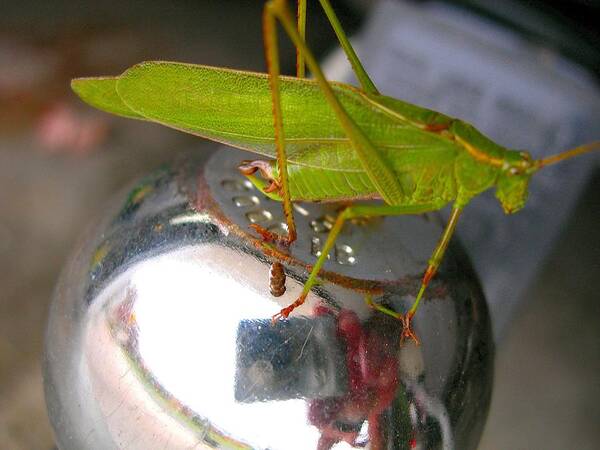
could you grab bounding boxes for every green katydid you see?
[71,0,599,343]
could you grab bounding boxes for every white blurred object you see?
[36,102,108,154]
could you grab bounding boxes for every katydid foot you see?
[364,294,420,345]
[399,313,419,345]
[271,293,307,323]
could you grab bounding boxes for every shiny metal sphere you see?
[44,148,493,450]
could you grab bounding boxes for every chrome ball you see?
[44,148,493,450]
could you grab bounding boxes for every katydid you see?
[71,0,599,343]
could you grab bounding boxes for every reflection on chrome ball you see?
[44,148,493,450]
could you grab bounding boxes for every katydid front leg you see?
[407,206,463,321]
[366,206,464,343]
[365,294,419,344]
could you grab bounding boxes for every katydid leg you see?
[296,0,307,78]
[273,202,443,341]
[365,294,419,343]
[295,0,378,93]
[262,1,297,244]
[265,0,405,206]
[316,0,379,94]
[407,206,464,319]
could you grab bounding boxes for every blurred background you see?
[0,0,598,449]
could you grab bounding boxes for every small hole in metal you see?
[221,179,253,192]
[268,222,288,236]
[246,210,273,224]
[311,237,330,259]
[335,244,356,265]
[310,215,335,233]
[232,195,260,208]
[293,203,310,216]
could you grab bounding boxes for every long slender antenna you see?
[537,141,600,168]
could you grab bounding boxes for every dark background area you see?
[0,1,598,448]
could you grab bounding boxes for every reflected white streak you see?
[132,246,320,449]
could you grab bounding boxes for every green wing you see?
[71,77,144,119]
[72,61,458,170]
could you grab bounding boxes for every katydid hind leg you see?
[296,0,377,93]
[296,0,307,78]
[265,0,405,207]
[262,0,297,245]
[316,0,378,94]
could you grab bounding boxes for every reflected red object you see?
[309,305,405,450]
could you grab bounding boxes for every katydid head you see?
[495,150,535,214]
[495,142,599,214]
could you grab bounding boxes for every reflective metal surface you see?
[44,148,494,450]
